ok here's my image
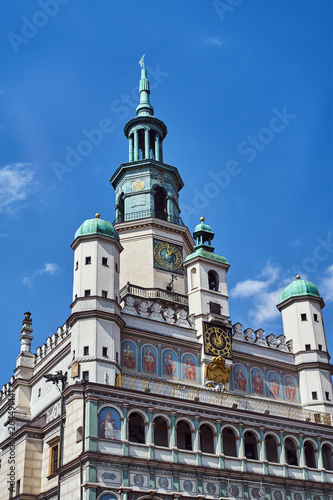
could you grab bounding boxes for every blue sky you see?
[0,1,332,385]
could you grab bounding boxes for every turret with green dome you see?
[184,217,229,265]
[74,213,119,241]
[278,275,322,307]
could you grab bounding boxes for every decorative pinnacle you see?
[136,55,154,117]
[95,213,100,218]
[200,217,205,222]
[296,275,300,280]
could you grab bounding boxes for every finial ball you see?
[296,275,300,280]
[200,217,205,222]
[95,213,100,219]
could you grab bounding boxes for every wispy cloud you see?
[23,263,60,288]
[319,264,333,302]
[0,163,36,213]
[230,261,283,324]
[206,36,225,47]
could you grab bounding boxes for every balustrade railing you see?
[119,372,332,426]
[120,282,188,306]
[113,210,185,226]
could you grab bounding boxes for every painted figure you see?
[252,370,264,394]
[164,352,176,376]
[269,374,280,398]
[285,376,297,400]
[100,412,117,440]
[184,356,196,381]
[122,343,135,370]
[144,347,156,374]
[235,366,247,391]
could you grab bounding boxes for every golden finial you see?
[200,217,205,222]
[95,213,100,218]
[296,275,300,280]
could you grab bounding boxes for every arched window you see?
[265,434,278,463]
[190,268,197,290]
[154,187,168,220]
[177,420,192,451]
[200,424,214,454]
[208,270,219,291]
[128,412,145,444]
[322,443,333,470]
[244,431,258,460]
[222,427,237,457]
[154,416,168,447]
[285,437,298,466]
[304,440,316,468]
[118,194,125,223]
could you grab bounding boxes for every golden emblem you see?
[132,180,144,191]
[205,356,230,385]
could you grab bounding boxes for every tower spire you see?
[136,55,154,117]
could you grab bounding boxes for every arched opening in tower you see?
[154,186,168,220]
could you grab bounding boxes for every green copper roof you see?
[184,247,229,265]
[74,215,119,241]
[278,277,320,304]
[136,55,154,117]
[194,220,214,234]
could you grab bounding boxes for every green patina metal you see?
[136,55,154,117]
[74,216,119,241]
[185,217,229,265]
[278,278,320,304]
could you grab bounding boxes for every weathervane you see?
[138,54,145,68]
[167,274,178,292]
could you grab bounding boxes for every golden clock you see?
[204,323,232,358]
[153,239,184,274]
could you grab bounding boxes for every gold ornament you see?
[205,356,230,385]
[132,180,144,191]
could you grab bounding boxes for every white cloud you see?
[0,163,36,213]
[319,264,333,302]
[23,263,60,288]
[249,289,282,324]
[206,36,224,47]
[231,261,280,299]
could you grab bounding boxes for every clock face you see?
[204,323,232,358]
[153,239,184,274]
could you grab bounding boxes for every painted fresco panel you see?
[251,368,265,396]
[162,349,178,380]
[182,353,197,383]
[121,340,136,371]
[284,375,297,402]
[268,371,281,400]
[142,344,157,375]
[98,407,121,440]
[234,364,248,393]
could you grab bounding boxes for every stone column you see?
[238,424,247,472]
[148,408,154,459]
[122,404,128,456]
[128,135,134,162]
[134,129,139,161]
[216,420,224,469]
[317,438,326,482]
[155,133,161,161]
[171,412,177,463]
[298,434,308,481]
[260,427,268,475]
[194,416,201,466]
[279,431,288,478]
[144,127,150,159]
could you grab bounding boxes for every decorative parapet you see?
[120,372,332,426]
[33,322,70,366]
[121,295,194,329]
[0,376,15,401]
[232,323,291,352]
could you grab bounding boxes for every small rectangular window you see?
[84,289,91,297]
[314,313,319,322]
[102,347,108,357]
[325,391,330,401]
[115,262,118,272]
[102,257,108,266]
[305,344,311,351]
[82,371,89,381]
[16,480,20,495]
[74,293,77,300]
[49,443,59,475]
[301,313,307,321]
[75,261,79,270]
[116,351,119,362]
[312,391,318,400]
[85,256,91,265]
[318,344,322,351]
[83,346,89,356]
[209,302,221,315]
[102,290,108,298]
[38,388,41,397]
